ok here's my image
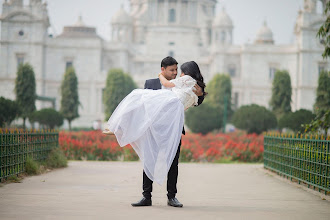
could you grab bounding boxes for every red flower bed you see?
[181,132,264,162]
[59,131,264,163]
[59,130,138,161]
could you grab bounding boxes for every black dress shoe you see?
[131,197,152,207]
[167,197,183,208]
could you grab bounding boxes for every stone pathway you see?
[0,161,329,220]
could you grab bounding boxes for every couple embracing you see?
[103,56,207,208]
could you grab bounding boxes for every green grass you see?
[25,157,40,175]
[45,148,68,168]
[214,157,236,163]
[4,148,68,183]
[6,175,22,183]
[1,148,68,185]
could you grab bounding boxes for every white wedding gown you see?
[107,75,198,184]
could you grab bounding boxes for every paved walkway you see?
[0,161,329,220]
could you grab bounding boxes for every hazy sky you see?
[0,0,325,44]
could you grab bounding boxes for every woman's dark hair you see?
[161,56,178,68]
[180,61,207,96]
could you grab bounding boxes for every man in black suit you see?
[131,56,204,208]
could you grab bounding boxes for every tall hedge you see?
[304,71,330,136]
[103,69,137,120]
[205,73,232,118]
[314,71,330,115]
[269,70,292,119]
[60,67,79,130]
[15,63,36,128]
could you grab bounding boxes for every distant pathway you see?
[0,161,329,220]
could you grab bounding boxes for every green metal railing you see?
[0,129,59,181]
[264,133,330,194]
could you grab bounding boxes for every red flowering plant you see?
[59,130,138,161]
[180,131,264,163]
[59,130,264,163]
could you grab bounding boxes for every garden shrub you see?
[232,104,277,134]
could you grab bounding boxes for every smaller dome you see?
[213,7,233,27]
[255,21,274,44]
[111,5,132,25]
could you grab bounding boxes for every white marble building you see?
[0,0,328,127]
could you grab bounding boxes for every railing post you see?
[0,129,59,180]
[264,134,329,194]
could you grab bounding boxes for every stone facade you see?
[0,0,328,127]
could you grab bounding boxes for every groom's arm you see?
[144,80,149,89]
[144,79,154,89]
[144,78,161,90]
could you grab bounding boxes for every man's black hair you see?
[161,56,178,68]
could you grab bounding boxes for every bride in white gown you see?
[104,61,207,185]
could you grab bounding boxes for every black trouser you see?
[142,140,181,199]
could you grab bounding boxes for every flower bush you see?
[180,132,264,163]
[59,131,264,163]
[59,130,138,161]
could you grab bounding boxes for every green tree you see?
[314,71,330,115]
[15,63,36,128]
[269,70,292,119]
[317,1,330,59]
[185,103,222,135]
[303,71,330,136]
[303,109,330,136]
[60,67,79,130]
[232,104,277,134]
[31,108,64,129]
[205,74,232,118]
[103,68,137,120]
[278,109,314,133]
[0,97,20,127]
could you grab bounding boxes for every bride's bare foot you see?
[102,129,114,135]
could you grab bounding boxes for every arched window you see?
[16,54,25,69]
[269,66,277,81]
[208,29,212,44]
[169,8,176,23]
[228,65,236,77]
[221,31,226,43]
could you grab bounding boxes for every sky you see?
[0,0,325,45]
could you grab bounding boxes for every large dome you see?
[111,6,132,25]
[213,7,233,27]
[255,21,274,44]
[58,16,99,38]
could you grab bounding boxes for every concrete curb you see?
[260,166,330,202]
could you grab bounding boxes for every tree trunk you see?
[68,120,72,131]
[23,117,26,129]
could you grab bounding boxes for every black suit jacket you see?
[144,78,205,135]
